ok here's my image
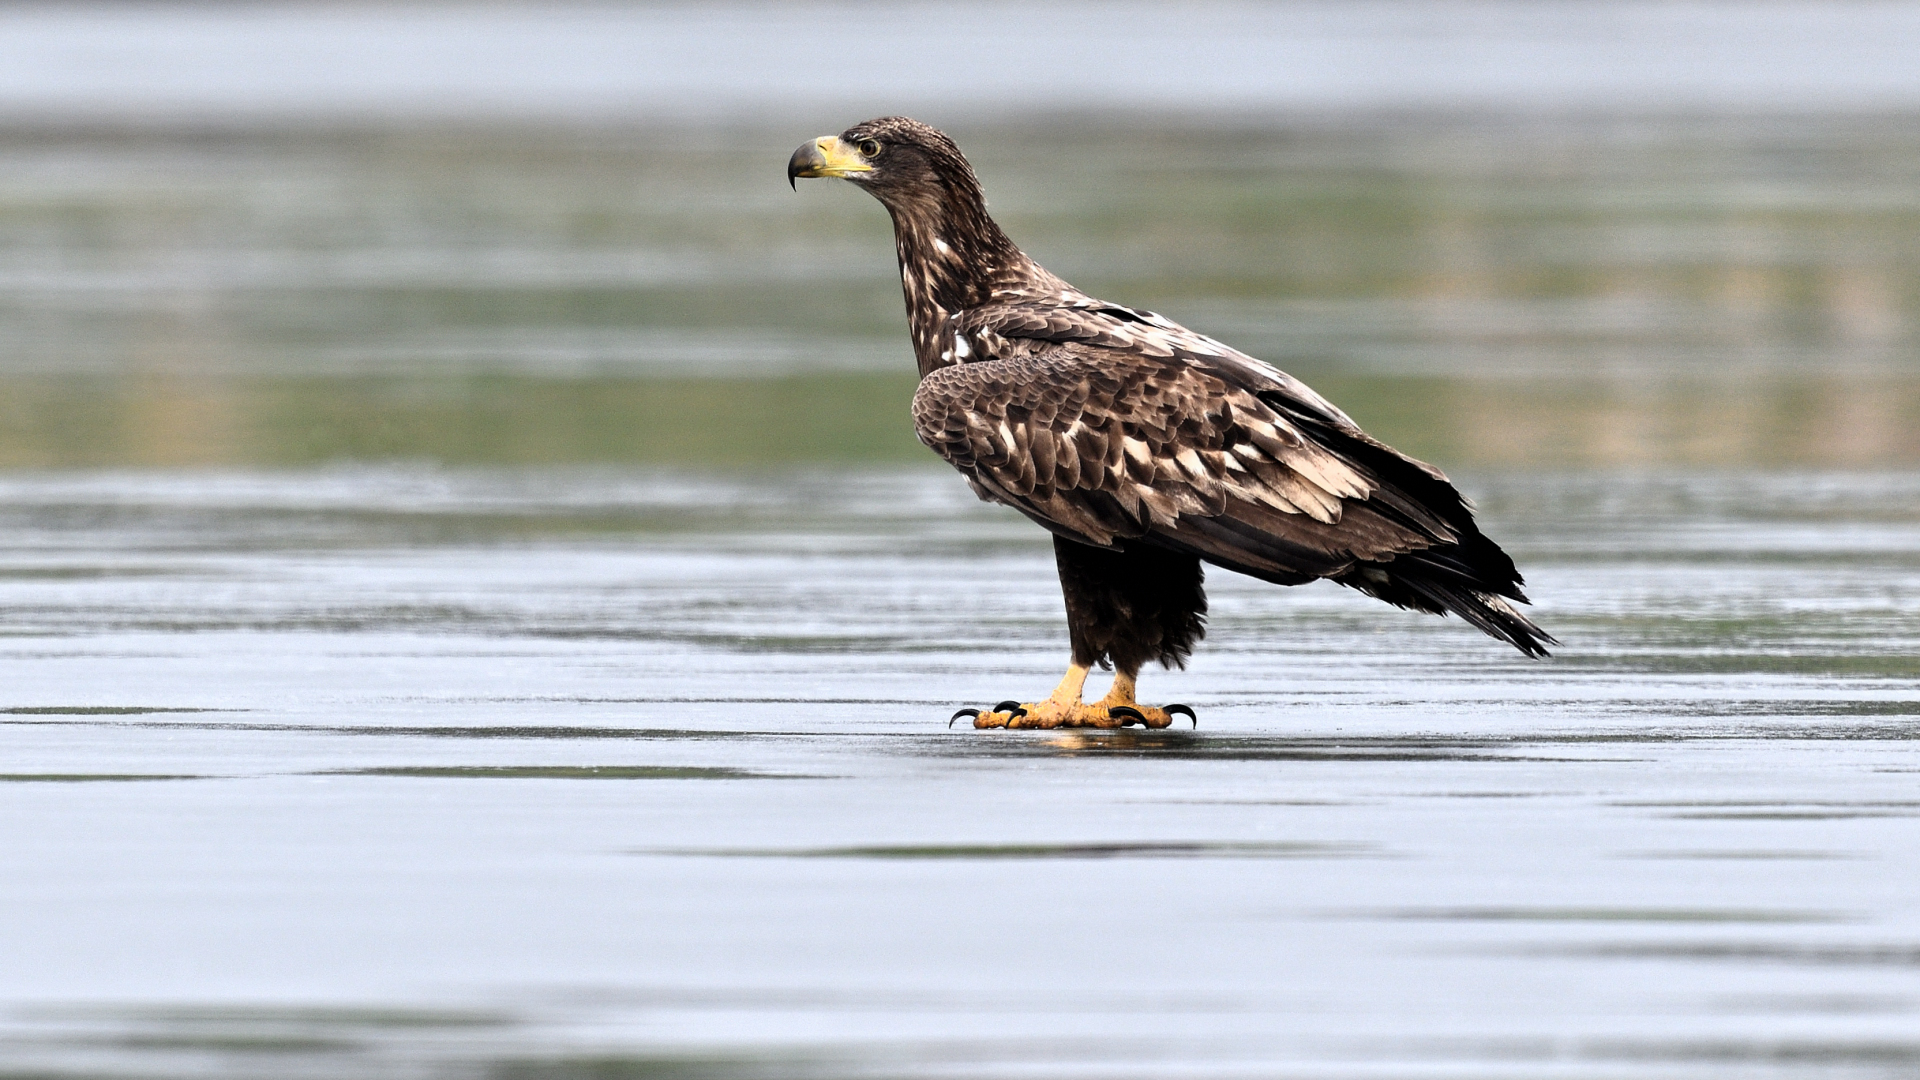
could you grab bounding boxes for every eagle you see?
[789,117,1553,730]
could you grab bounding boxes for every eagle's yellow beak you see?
[788,136,873,189]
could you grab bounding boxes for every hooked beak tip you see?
[787,140,827,186]
[788,136,870,187]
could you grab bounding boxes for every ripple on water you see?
[1,467,1918,1078]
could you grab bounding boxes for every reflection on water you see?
[0,373,928,468]
[2,116,1918,467]
[1,466,1918,1078]
[7,369,1919,469]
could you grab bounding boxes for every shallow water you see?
[2,465,1918,1078]
[5,22,1920,1071]
[3,117,1918,469]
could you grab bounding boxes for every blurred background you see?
[8,5,1920,1079]
[4,0,1917,471]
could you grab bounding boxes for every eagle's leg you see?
[967,662,1114,729]
[966,537,1205,730]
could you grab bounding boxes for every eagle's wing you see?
[938,295,1376,438]
[912,340,1442,583]
[912,301,1551,652]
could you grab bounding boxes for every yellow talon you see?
[957,664,1187,729]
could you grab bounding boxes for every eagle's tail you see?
[1336,552,1557,658]
[1260,392,1557,658]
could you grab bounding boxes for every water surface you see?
[3,117,1918,469]
[2,466,1917,1078]
[4,32,1920,1074]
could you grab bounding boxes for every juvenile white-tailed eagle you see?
[790,117,1553,730]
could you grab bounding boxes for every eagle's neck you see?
[884,188,1057,378]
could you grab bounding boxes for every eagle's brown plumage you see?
[790,117,1553,728]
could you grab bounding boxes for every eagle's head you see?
[788,116,1041,373]
[787,116,983,210]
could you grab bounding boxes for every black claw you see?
[992,700,1027,719]
[1166,703,1197,728]
[949,708,980,728]
[1108,705,1147,725]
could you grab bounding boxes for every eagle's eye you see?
[858,139,882,158]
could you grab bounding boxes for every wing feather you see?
[912,343,1432,568]
[908,269,1551,655]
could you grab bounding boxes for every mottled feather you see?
[814,115,1554,659]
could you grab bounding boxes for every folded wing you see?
[911,310,1554,656]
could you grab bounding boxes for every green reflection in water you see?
[0,373,925,467]
[0,773,206,782]
[4,119,1919,468]
[7,371,1917,468]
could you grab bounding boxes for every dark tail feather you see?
[1260,390,1555,657]
[1401,576,1556,658]
[1338,558,1557,658]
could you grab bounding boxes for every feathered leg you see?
[959,538,1203,729]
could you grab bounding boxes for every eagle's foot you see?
[958,699,1153,729]
[1086,672,1195,728]
[949,665,1197,730]
[1103,702,1198,729]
